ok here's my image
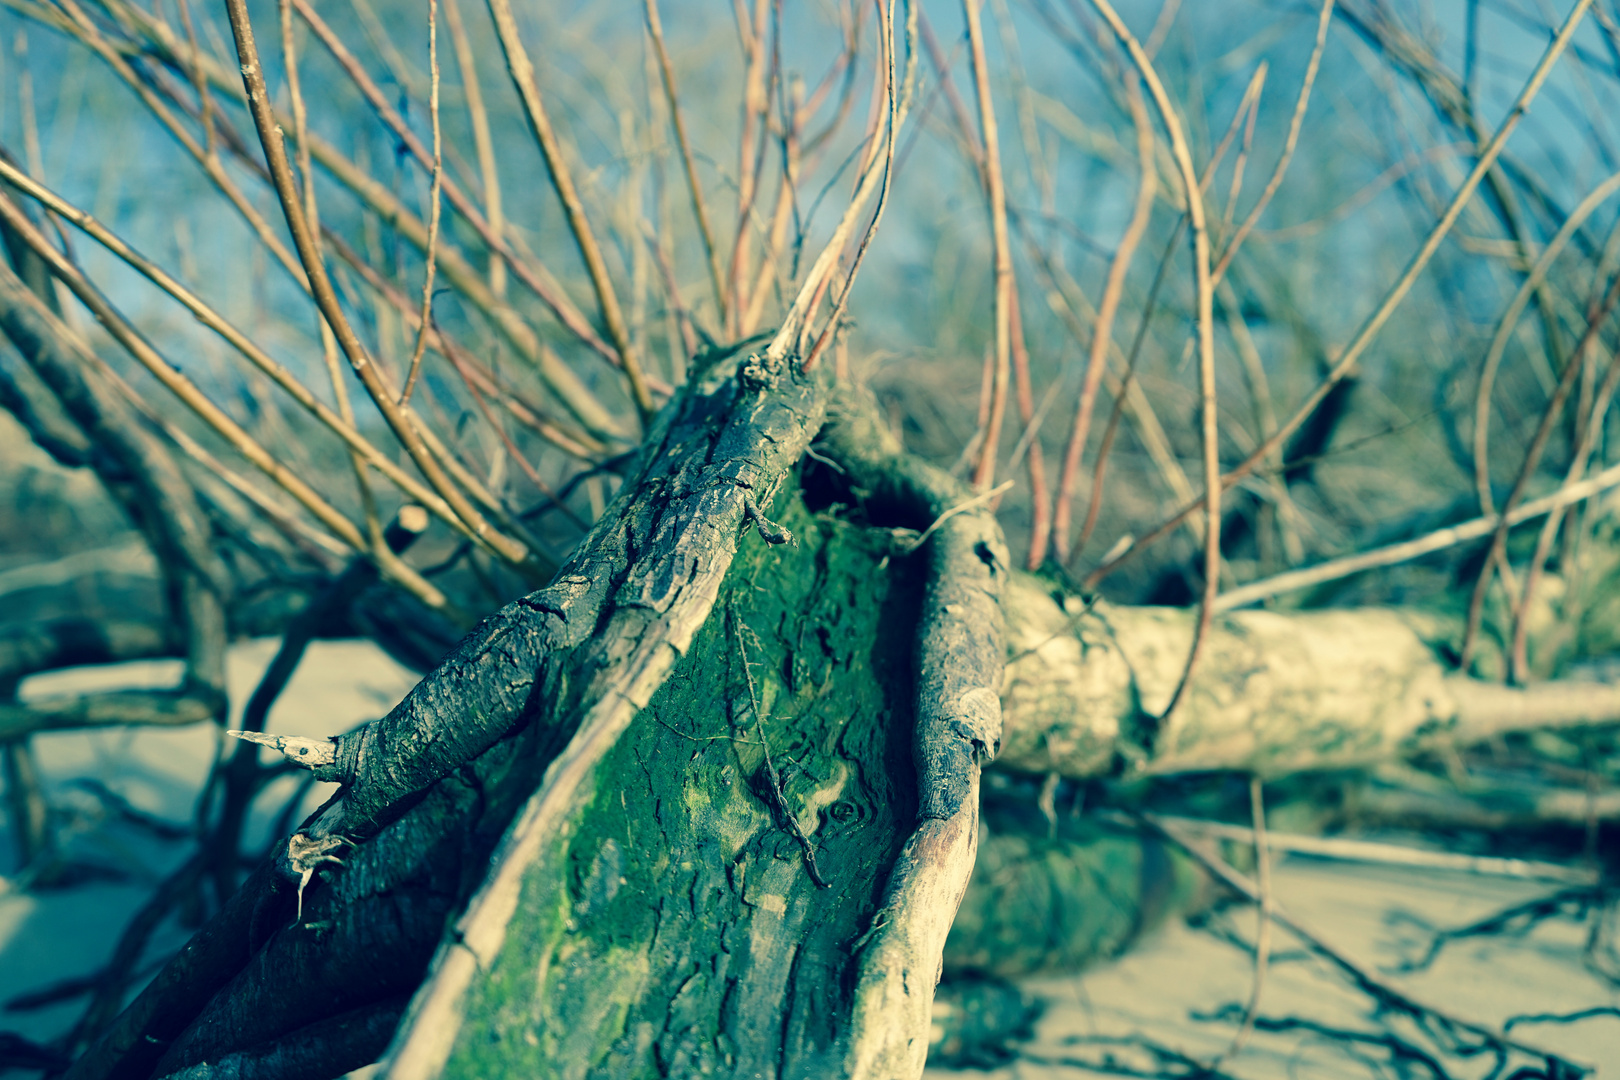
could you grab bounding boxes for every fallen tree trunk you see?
[1000,576,1620,779]
[61,368,1619,1080]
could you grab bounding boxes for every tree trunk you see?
[60,359,1620,1080]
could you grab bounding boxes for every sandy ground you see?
[0,639,418,1052]
[926,860,1620,1079]
[2,640,1616,1078]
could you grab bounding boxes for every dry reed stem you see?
[1460,266,1620,670]
[0,189,370,557]
[1213,459,1620,612]
[224,0,531,565]
[1473,169,1620,515]
[1087,0,1218,727]
[1052,70,1155,557]
[1509,348,1620,683]
[965,0,1014,492]
[1210,0,1334,286]
[1085,0,1594,591]
[443,0,506,299]
[401,0,445,408]
[0,158,497,548]
[481,0,656,420]
[645,0,726,319]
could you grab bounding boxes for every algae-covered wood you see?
[441,495,919,1077]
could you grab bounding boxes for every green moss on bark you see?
[444,488,921,1078]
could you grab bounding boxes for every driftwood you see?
[20,363,1618,1080]
[1000,575,1620,778]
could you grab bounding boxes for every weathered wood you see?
[998,576,1620,779]
[61,362,1620,1080]
[818,390,1009,1079]
[383,352,832,1078]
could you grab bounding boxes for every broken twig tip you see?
[742,491,794,545]
[227,730,338,769]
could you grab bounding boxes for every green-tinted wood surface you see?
[444,492,921,1078]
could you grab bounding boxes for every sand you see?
[2,640,1615,1078]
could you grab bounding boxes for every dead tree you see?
[0,0,1617,1077]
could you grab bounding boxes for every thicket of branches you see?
[1,0,1619,1075]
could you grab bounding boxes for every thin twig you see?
[286,0,625,389]
[736,620,829,889]
[0,158,496,553]
[1008,290,1052,569]
[482,0,655,421]
[802,0,906,373]
[1210,0,1335,286]
[1087,0,1218,727]
[1052,68,1155,557]
[1208,778,1271,1069]
[1460,266,1620,669]
[899,480,1015,555]
[1139,812,1583,1068]
[0,188,371,558]
[401,0,444,407]
[1473,169,1620,517]
[1084,0,1596,590]
[765,2,901,364]
[725,0,772,336]
[1158,815,1598,883]
[1509,332,1620,683]
[1074,220,1184,561]
[443,0,505,298]
[223,0,531,566]
[278,0,383,565]
[47,0,306,284]
[1213,459,1620,611]
[645,0,726,318]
